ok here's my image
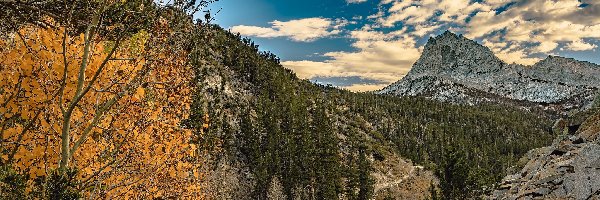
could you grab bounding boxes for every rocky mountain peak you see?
[423,31,494,56]
[426,30,461,44]
[408,30,503,76]
[527,55,600,90]
[533,55,599,72]
[379,31,600,113]
[543,55,569,61]
[535,55,578,67]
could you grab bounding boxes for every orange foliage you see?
[0,25,203,198]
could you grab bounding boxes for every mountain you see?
[192,26,437,199]
[378,31,600,116]
[490,107,600,199]
[2,2,596,199]
[189,26,557,199]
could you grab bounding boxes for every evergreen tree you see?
[437,146,471,199]
[358,146,374,200]
[190,24,556,199]
[313,103,342,199]
[593,93,600,109]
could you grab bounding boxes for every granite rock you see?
[379,31,600,114]
[489,111,600,200]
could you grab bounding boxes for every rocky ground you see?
[490,109,600,200]
[195,48,437,199]
[371,152,436,200]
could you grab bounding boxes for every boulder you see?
[489,111,600,200]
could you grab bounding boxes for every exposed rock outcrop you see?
[379,31,600,115]
[490,109,600,200]
[195,34,437,199]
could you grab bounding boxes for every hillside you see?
[1,1,596,200]
[379,31,600,117]
[189,25,557,199]
[490,106,600,199]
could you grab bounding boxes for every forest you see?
[0,0,572,199]
[191,24,558,199]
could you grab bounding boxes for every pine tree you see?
[437,146,471,199]
[358,146,374,200]
[593,93,600,109]
[313,103,342,199]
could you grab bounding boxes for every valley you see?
[190,25,598,199]
[1,1,599,199]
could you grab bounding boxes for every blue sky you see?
[206,0,600,91]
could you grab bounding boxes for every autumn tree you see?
[0,0,212,198]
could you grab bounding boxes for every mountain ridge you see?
[378,31,600,115]
[191,25,556,199]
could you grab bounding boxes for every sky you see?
[205,0,600,92]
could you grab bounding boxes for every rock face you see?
[490,109,600,200]
[195,32,437,199]
[378,31,600,114]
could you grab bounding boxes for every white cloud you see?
[566,39,598,51]
[347,0,368,3]
[230,18,347,42]
[412,24,441,37]
[344,83,390,92]
[282,28,421,89]
[281,60,340,80]
[494,49,541,66]
[379,0,490,28]
[236,0,600,91]
[465,0,600,64]
[366,0,600,66]
[537,41,559,53]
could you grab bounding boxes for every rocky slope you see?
[490,108,600,200]
[193,26,437,199]
[378,31,600,116]
[190,26,558,199]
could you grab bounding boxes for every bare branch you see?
[14,29,35,55]
[59,9,102,171]
[7,110,42,163]
[58,27,69,116]
[0,115,19,165]
[109,58,135,61]
[79,128,136,189]
[70,61,153,157]
[73,17,97,104]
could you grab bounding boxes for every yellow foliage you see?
[0,26,203,199]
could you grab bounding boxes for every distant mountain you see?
[191,26,556,199]
[378,31,600,116]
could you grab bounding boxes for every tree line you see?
[190,25,556,199]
